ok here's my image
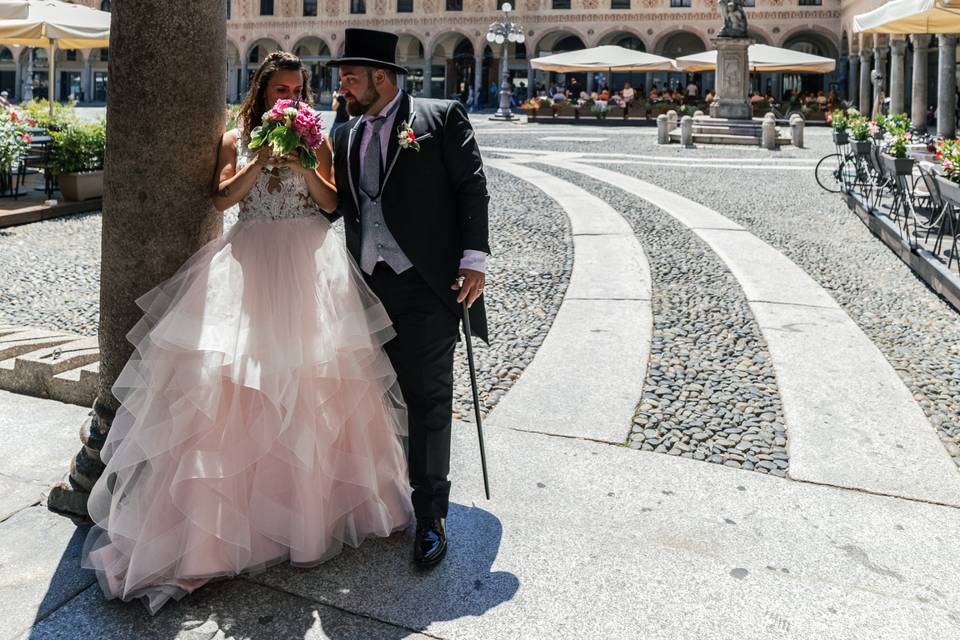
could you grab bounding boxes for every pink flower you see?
[22,133,31,143]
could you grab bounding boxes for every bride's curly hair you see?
[237,51,313,139]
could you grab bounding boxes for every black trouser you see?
[367,262,459,519]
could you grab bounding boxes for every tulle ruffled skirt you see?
[81,215,414,614]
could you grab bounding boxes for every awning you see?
[530,45,677,73]
[675,44,836,73]
[853,0,960,34]
[0,0,110,49]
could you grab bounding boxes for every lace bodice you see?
[235,131,320,222]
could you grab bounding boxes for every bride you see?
[81,51,415,614]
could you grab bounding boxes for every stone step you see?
[0,326,99,406]
[0,328,78,362]
[669,131,791,146]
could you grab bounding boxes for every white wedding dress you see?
[82,131,415,614]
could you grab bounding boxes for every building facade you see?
[22,0,953,121]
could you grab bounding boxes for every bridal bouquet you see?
[249,99,325,170]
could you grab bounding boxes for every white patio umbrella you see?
[853,0,960,34]
[530,45,677,73]
[0,0,110,113]
[675,44,836,73]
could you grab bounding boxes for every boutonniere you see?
[397,121,420,152]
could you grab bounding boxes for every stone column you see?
[422,54,432,98]
[873,44,888,117]
[47,0,227,522]
[938,34,958,137]
[847,53,860,106]
[712,37,753,120]
[889,39,907,114]
[473,55,483,107]
[911,35,932,129]
[859,49,872,114]
[13,48,21,102]
[82,52,92,103]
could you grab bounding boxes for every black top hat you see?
[328,28,407,75]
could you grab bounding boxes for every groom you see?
[327,28,490,567]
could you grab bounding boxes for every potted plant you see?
[936,138,960,206]
[21,98,79,131]
[849,117,872,155]
[51,120,106,201]
[881,128,914,176]
[828,109,848,145]
[591,103,609,120]
[537,96,554,118]
[0,110,32,194]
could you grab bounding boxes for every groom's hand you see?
[452,269,485,308]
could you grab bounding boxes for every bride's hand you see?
[271,150,311,175]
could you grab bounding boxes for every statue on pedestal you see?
[718,0,748,39]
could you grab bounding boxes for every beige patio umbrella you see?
[853,0,960,34]
[530,45,677,73]
[675,44,836,73]
[0,0,111,113]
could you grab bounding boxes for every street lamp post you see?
[486,2,524,120]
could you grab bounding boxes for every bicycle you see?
[815,145,866,193]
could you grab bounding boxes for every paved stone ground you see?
[541,164,788,475]
[3,120,960,638]
[0,168,572,422]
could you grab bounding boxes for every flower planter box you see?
[608,106,624,118]
[526,109,537,121]
[936,175,960,207]
[881,153,914,176]
[832,130,849,145]
[537,107,553,118]
[852,140,872,155]
[58,170,103,201]
[557,105,577,118]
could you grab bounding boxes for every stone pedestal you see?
[712,37,753,120]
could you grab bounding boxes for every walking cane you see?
[457,276,491,500]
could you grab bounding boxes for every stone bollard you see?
[694,110,704,118]
[680,115,694,147]
[709,102,718,118]
[789,114,805,148]
[761,113,777,150]
[657,114,670,144]
[666,109,678,131]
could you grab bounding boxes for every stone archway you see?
[396,34,426,96]
[292,36,332,102]
[782,29,840,97]
[656,30,708,95]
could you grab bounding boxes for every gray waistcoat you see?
[359,190,413,275]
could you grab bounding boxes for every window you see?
[260,0,274,15]
[552,0,570,8]
[99,48,109,62]
[798,0,821,4]
[100,0,111,10]
[398,0,413,11]
[497,0,509,7]
[742,0,754,5]
[612,0,630,7]
[351,0,366,12]
[66,50,78,61]
[226,0,231,18]
[248,47,260,64]
[515,42,527,59]
[304,0,317,14]
[670,0,691,6]
[446,0,462,10]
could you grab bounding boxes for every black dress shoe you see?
[414,517,447,567]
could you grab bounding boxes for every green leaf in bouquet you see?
[300,146,318,170]
[248,124,268,149]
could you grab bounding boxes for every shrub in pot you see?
[51,120,106,201]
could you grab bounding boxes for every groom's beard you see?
[345,85,381,117]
